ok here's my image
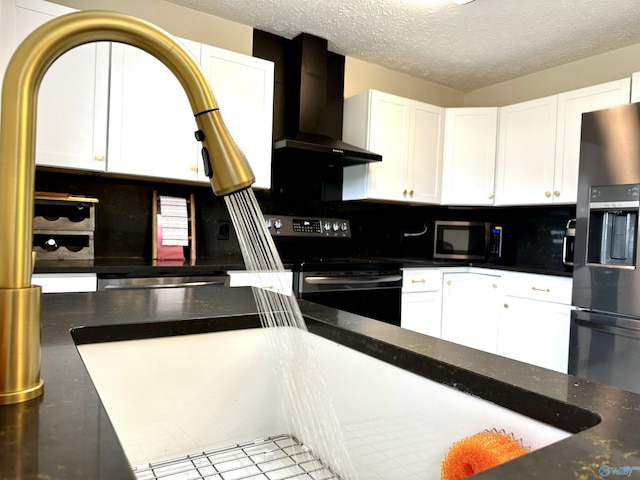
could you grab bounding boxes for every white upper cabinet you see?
[407,101,445,203]
[342,89,444,204]
[343,90,409,202]
[441,107,497,206]
[107,39,202,181]
[2,0,274,187]
[554,78,630,204]
[631,72,640,103]
[495,79,630,206]
[1,0,109,172]
[495,95,559,206]
[200,45,275,190]
[109,42,274,186]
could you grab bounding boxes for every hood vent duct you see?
[269,33,382,166]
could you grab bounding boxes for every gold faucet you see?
[0,11,255,404]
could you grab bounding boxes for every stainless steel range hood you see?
[272,33,382,166]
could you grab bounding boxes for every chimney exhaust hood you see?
[272,33,382,166]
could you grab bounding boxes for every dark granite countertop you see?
[33,256,573,278]
[1,285,637,479]
[372,257,574,278]
[33,257,248,276]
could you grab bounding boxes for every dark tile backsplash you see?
[35,171,575,271]
[35,171,237,259]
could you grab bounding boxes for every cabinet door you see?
[441,107,497,206]
[441,272,501,354]
[495,96,558,205]
[401,291,442,337]
[200,45,274,189]
[107,39,202,181]
[401,268,442,336]
[343,90,409,202]
[4,0,109,171]
[497,296,571,373]
[364,91,410,201]
[631,72,640,103]
[32,273,97,293]
[554,79,630,204]
[227,271,292,296]
[406,101,444,204]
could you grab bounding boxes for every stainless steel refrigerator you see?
[570,102,640,394]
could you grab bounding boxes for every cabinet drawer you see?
[227,271,293,296]
[502,272,572,304]
[32,273,97,293]
[402,269,442,292]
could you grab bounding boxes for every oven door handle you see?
[304,275,403,285]
[102,280,227,290]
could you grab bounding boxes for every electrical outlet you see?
[217,220,230,240]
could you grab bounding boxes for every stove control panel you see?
[264,215,351,238]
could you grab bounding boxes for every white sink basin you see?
[76,325,573,479]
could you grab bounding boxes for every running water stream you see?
[225,188,359,480]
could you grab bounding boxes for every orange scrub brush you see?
[441,429,528,480]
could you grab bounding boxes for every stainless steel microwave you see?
[433,221,503,261]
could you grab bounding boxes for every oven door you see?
[295,271,403,326]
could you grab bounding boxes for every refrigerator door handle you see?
[575,316,640,340]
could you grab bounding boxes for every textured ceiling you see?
[165,0,640,93]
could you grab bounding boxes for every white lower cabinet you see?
[441,271,502,354]
[410,268,572,371]
[497,272,572,373]
[32,273,97,293]
[227,271,293,296]
[401,268,442,337]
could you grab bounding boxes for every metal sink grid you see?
[131,434,341,480]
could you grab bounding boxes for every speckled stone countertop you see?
[33,256,573,278]
[1,285,636,479]
[33,257,248,275]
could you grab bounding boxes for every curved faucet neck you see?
[0,10,254,404]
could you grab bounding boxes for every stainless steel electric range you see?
[265,215,402,326]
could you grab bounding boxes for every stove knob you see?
[340,222,348,232]
[265,218,273,229]
[332,222,339,232]
[323,221,331,231]
[274,219,282,230]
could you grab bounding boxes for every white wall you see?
[465,43,640,107]
[344,56,464,106]
[51,0,253,55]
